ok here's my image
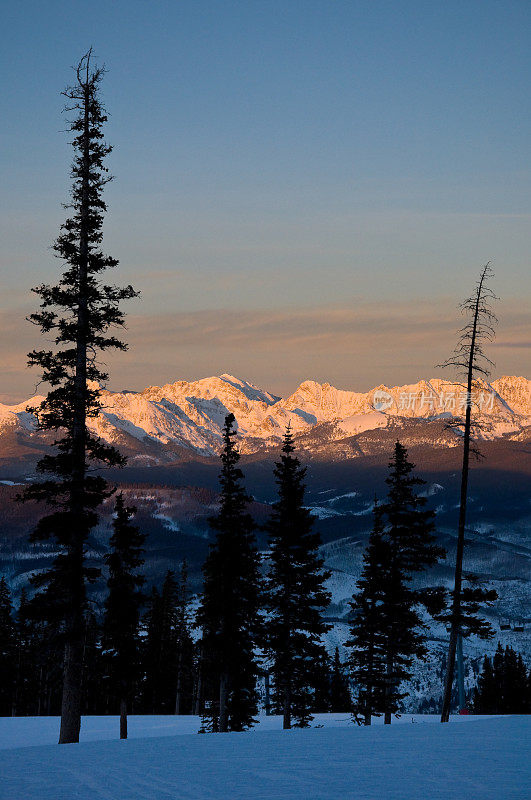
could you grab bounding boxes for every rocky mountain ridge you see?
[0,374,529,465]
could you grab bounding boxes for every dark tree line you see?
[473,644,531,714]
[3,427,528,730]
[0,566,196,721]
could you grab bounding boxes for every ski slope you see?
[0,715,528,799]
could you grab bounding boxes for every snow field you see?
[0,714,528,800]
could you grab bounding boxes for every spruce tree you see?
[174,561,194,715]
[102,493,145,738]
[196,413,262,732]
[141,587,164,712]
[264,426,331,729]
[12,587,64,716]
[380,442,444,723]
[383,441,443,577]
[474,645,530,714]
[346,502,391,724]
[19,51,136,742]
[0,577,15,716]
[81,612,104,715]
[330,647,351,713]
[140,569,194,716]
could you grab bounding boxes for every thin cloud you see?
[1,299,528,403]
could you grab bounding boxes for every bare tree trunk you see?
[175,649,182,715]
[264,671,271,716]
[384,654,393,725]
[364,684,372,726]
[194,646,203,716]
[194,678,202,716]
[365,639,374,725]
[282,682,291,730]
[59,638,83,743]
[120,697,128,740]
[219,672,229,732]
[440,271,487,723]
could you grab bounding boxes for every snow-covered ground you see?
[0,714,528,799]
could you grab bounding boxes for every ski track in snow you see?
[0,715,529,800]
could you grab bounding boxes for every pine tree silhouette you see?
[103,493,145,738]
[330,647,351,713]
[379,442,445,723]
[346,501,390,724]
[196,414,262,731]
[19,50,137,743]
[0,578,15,715]
[264,425,331,728]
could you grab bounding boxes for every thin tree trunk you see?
[365,635,374,725]
[219,672,229,732]
[264,671,271,716]
[283,682,291,730]
[440,431,470,721]
[175,649,182,715]
[194,675,202,716]
[384,654,393,725]
[440,272,485,723]
[59,639,83,743]
[364,683,372,725]
[120,697,128,740]
[194,646,203,716]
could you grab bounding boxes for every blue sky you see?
[1,1,529,399]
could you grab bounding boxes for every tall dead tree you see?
[21,50,136,743]
[439,264,497,722]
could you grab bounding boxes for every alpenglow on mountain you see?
[1,374,529,464]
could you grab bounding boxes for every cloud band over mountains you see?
[1,298,528,403]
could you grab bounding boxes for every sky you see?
[1,0,530,402]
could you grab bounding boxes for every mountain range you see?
[0,373,529,471]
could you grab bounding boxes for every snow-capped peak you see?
[1,375,529,458]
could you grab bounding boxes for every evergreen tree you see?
[312,649,333,713]
[330,647,351,713]
[81,612,104,715]
[14,588,63,716]
[174,560,195,715]
[474,644,530,714]
[196,413,262,732]
[346,502,390,724]
[473,655,496,712]
[141,586,164,712]
[264,426,331,729]
[369,442,445,724]
[102,494,145,738]
[140,569,195,715]
[0,577,15,715]
[383,441,443,578]
[19,51,137,742]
